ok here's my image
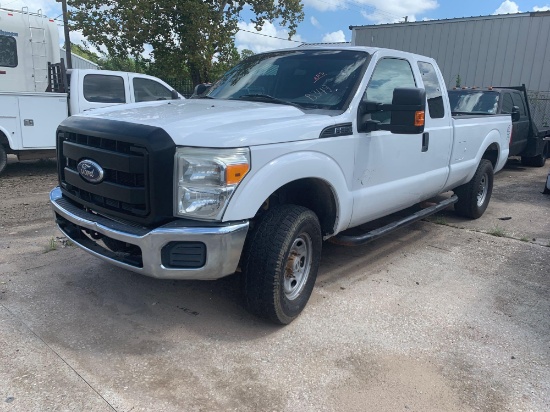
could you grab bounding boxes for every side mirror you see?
[511,106,520,122]
[170,89,181,100]
[359,88,426,134]
[191,83,212,98]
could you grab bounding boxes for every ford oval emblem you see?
[77,159,105,183]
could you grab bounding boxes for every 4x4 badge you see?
[77,159,104,184]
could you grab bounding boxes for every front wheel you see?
[454,159,494,219]
[241,205,322,324]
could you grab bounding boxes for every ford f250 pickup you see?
[50,46,511,324]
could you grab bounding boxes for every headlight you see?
[174,147,250,220]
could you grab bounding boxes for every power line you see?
[238,28,302,43]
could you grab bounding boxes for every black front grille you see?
[57,116,176,226]
[59,131,149,216]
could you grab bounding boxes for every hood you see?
[74,99,340,147]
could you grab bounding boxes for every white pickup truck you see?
[50,46,511,324]
[0,68,181,174]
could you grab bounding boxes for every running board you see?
[330,195,458,246]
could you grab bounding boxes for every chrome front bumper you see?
[50,187,249,280]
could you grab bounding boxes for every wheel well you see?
[0,130,8,146]
[254,178,338,237]
[482,143,499,169]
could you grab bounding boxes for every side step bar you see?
[331,195,458,246]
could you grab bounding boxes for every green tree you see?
[240,49,255,60]
[68,0,304,85]
[69,43,100,64]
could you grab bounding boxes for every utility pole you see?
[56,0,72,69]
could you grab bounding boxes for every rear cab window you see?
[418,61,445,118]
[511,93,526,117]
[133,78,172,102]
[448,91,500,114]
[83,74,126,103]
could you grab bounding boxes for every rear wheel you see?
[454,159,494,219]
[521,142,548,167]
[0,145,7,176]
[241,205,322,324]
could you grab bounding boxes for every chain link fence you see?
[161,78,195,98]
[526,90,550,131]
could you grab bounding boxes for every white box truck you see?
[0,7,182,175]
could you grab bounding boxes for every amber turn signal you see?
[226,164,250,185]
[414,111,425,127]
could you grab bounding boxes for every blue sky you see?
[3,0,549,55]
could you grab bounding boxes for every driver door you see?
[349,56,448,227]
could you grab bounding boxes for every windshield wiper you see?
[237,94,304,109]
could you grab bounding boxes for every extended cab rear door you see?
[350,53,452,227]
[70,70,131,114]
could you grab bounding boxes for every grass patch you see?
[487,226,507,238]
[520,236,529,242]
[45,237,57,252]
[430,216,449,226]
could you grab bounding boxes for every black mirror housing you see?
[358,88,426,134]
[191,83,212,98]
[386,88,426,134]
[511,106,520,122]
[170,89,180,100]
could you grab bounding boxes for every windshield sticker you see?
[313,72,327,83]
[305,85,332,101]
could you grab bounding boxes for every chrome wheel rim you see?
[477,172,489,207]
[283,233,313,301]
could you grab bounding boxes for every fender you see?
[222,151,353,234]
[0,125,17,151]
[446,127,508,190]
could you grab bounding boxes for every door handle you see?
[422,132,429,152]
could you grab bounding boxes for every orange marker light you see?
[226,164,249,185]
[415,111,425,127]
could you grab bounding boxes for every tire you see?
[454,159,494,219]
[241,205,322,325]
[521,142,548,167]
[521,154,546,167]
[0,144,7,176]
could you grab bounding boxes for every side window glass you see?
[418,61,444,119]
[501,94,514,114]
[133,78,173,102]
[364,58,416,123]
[0,35,18,67]
[511,93,526,116]
[83,74,126,103]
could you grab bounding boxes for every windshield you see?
[448,91,500,114]
[206,49,370,111]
